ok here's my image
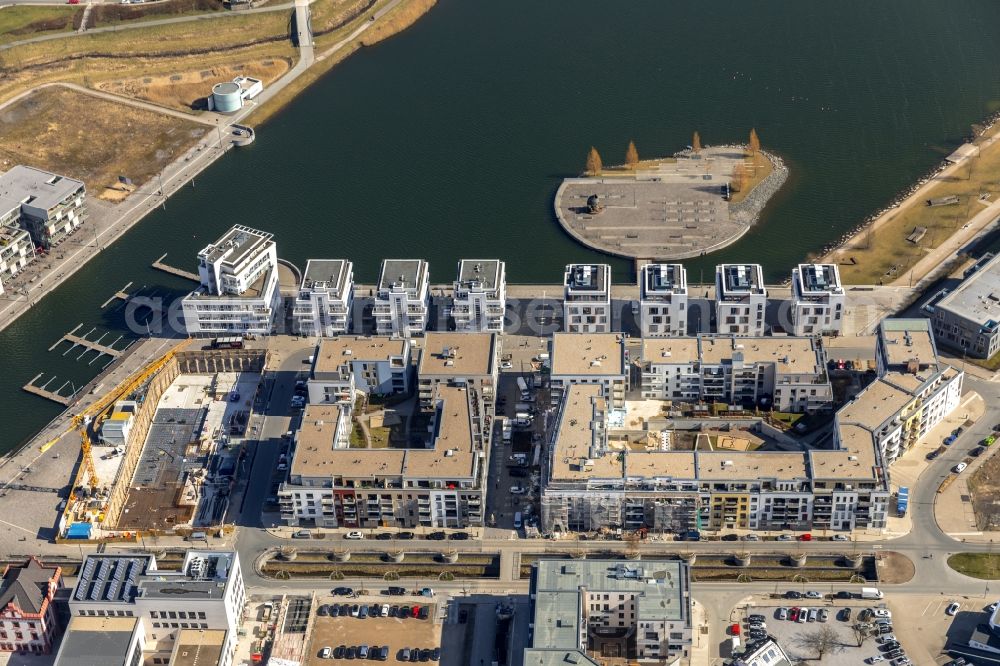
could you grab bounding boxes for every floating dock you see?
[152,253,200,282]
[49,324,123,359]
[22,373,74,406]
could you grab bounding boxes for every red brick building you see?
[0,557,62,654]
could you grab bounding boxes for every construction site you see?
[56,342,267,541]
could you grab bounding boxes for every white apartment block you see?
[638,263,688,337]
[791,263,845,336]
[640,336,833,413]
[374,259,429,338]
[715,263,767,335]
[523,560,692,666]
[280,385,487,529]
[61,551,245,666]
[181,225,281,336]
[293,259,354,337]
[307,336,411,404]
[549,332,629,408]
[540,383,890,535]
[563,263,611,333]
[0,223,33,296]
[417,332,498,411]
[836,319,963,466]
[452,259,506,332]
[0,166,86,251]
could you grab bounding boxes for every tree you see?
[626,141,639,170]
[692,131,702,153]
[797,625,843,660]
[586,147,603,176]
[731,163,749,192]
[749,128,761,154]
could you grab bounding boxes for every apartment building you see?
[540,384,890,535]
[279,385,487,529]
[715,263,767,335]
[181,225,281,336]
[790,263,845,336]
[563,263,612,333]
[0,558,62,654]
[0,165,86,250]
[928,252,1000,358]
[0,194,35,295]
[549,332,628,409]
[836,319,963,466]
[452,259,506,332]
[58,551,245,666]
[640,336,833,413]
[307,336,411,404]
[417,332,498,412]
[374,259,429,337]
[523,560,692,666]
[293,259,354,337]
[638,263,688,337]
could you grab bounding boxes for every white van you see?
[514,512,523,529]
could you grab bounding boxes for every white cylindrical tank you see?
[212,82,242,113]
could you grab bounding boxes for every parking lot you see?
[305,599,441,665]
[887,594,998,665]
[738,599,908,666]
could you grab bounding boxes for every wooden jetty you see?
[22,373,73,406]
[101,281,134,308]
[152,253,199,282]
[49,324,123,359]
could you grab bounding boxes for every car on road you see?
[426,531,447,540]
[954,462,968,473]
[972,446,987,457]
[448,531,470,540]
[954,427,964,437]
[805,590,822,599]
[397,531,415,540]
[777,534,793,541]
[832,534,849,541]
[345,531,364,540]
[927,447,945,460]
[947,602,961,615]
[798,533,812,541]
[510,486,528,495]
[785,591,802,599]
[944,435,957,446]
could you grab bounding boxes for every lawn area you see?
[0,86,207,197]
[0,5,79,46]
[947,552,1000,579]
[85,0,224,28]
[830,135,1000,284]
[967,350,1000,372]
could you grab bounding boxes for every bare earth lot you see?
[0,86,207,197]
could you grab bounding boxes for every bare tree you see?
[692,131,702,153]
[731,163,749,192]
[586,147,603,176]
[851,623,872,648]
[796,625,843,660]
[749,127,761,155]
[626,141,639,170]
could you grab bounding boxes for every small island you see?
[554,132,787,260]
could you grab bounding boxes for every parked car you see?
[426,531,447,540]
[818,609,829,622]
[748,622,766,631]
[320,647,332,658]
[419,606,429,619]
[777,534,794,541]
[840,608,852,622]
[431,648,441,661]
[789,607,800,622]
[954,462,968,474]
[832,534,849,541]
[358,646,370,659]
[386,586,406,596]
[510,486,528,495]
[721,533,740,541]
[927,446,947,460]
[876,635,897,645]
[805,590,822,599]
[317,604,329,616]
[747,614,765,623]
[334,646,346,659]
[785,591,802,599]
[835,591,852,599]
[397,531,415,540]
[777,608,788,620]
[748,630,767,640]
[333,587,353,596]
[381,604,390,617]
[866,658,884,664]
[345,531,364,540]
[448,531,470,540]
[359,605,368,619]
[330,605,340,617]
[798,533,812,541]
[374,532,393,540]
[872,608,892,618]
[808,608,818,622]
[947,602,961,615]
[972,446,987,457]
[743,534,761,541]
[400,649,412,661]
[346,647,357,659]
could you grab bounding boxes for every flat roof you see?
[0,165,84,211]
[936,252,1000,328]
[794,263,843,294]
[640,263,686,296]
[74,555,153,604]
[717,263,765,295]
[55,616,137,666]
[302,259,351,292]
[730,337,823,375]
[199,225,273,267]
[624,450,697,480]
[814,425,880,481]
[881,319,937,367]
[378,259,427,292]
[313,337,408,373]
[171,629,226,666]
[697,450,808,481]
[418,332,495,377]
[836,379,914,431]
[550,385,620,481]
[292,386,478,481]
[550,333,625,377]
[642,337,700,365]
[564,263,609,295]
[530,559,688,654]
[457,259,502,290]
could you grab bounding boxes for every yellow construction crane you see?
[68,341,187,496]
